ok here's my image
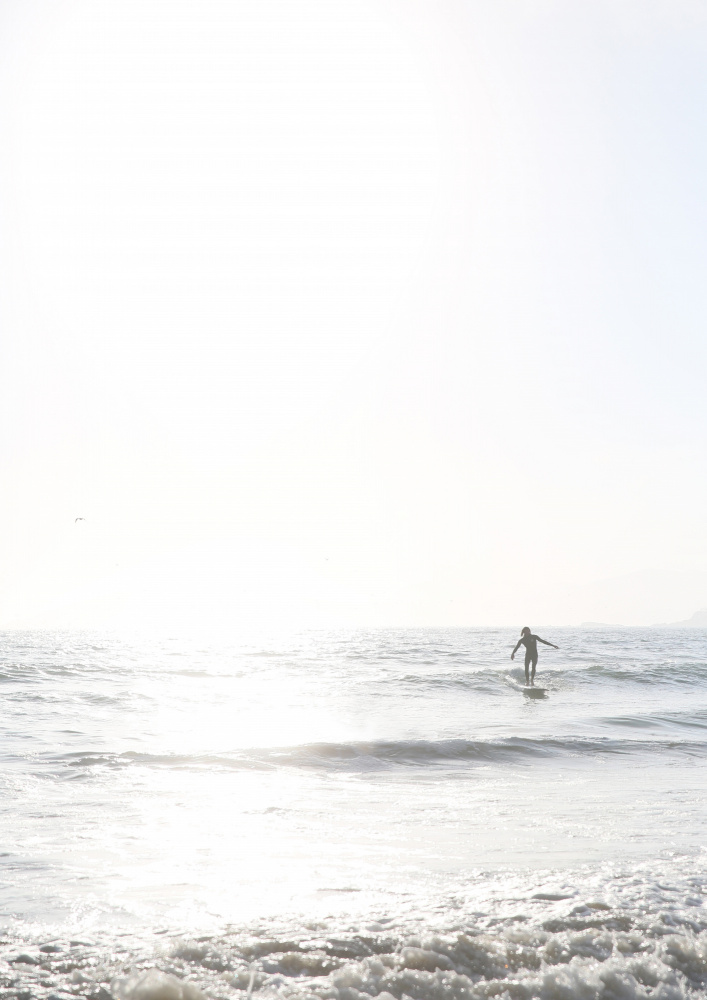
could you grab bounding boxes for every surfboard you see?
[522,686,547,698]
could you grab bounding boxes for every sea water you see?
[1,628,706,1000]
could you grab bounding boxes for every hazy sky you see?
[2,0,707,628]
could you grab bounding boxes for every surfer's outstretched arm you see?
[510,640,522,660]
[536,637,559,649]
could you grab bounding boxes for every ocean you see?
[1,627,706,1000]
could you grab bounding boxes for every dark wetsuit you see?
[512,632,556,684]
[520,633,540,673]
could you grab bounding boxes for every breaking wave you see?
[33,732,707,778]
[5,875,707,1000]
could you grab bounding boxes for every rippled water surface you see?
[1,627,707,999]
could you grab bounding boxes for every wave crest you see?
[40,734,707,777]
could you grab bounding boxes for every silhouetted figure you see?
[511,627,558,685]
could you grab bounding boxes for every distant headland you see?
[581,608,707,627]
[657,608,707,627]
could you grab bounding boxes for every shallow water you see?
[1,627,706,999]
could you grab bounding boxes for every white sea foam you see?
[112,970,205,1000]
[5,890,707,1000]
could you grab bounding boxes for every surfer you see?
[511,627,558,686]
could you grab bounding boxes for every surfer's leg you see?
[530,653,538,685]
[524,651,531,685]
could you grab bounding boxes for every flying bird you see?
[75,517,85,522]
